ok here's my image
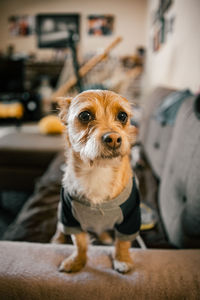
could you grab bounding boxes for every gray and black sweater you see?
[59,177,141,241]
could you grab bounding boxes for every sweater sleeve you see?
[115,178,141,241]
[59,188,83,235]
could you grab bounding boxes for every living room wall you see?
[143,0,200,95]
[0,0,147,59]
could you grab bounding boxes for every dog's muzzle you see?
[102,132,122,150]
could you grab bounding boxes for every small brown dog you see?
[52,90,141,273]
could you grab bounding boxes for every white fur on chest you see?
[63,163,114,204]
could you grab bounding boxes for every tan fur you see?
[51,228,67,244]
[53,90,137,273]
[98,232,113,245]
[59,232,88,273]
[113,239,134,273]
[115,239,133,264]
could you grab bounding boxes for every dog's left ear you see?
[57,97,72,124]
[129,125,139,146]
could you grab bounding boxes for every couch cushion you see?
[0,241,200,300]
[159,95,200,248]
[139,87,176,178]
[139,87,176,145]
[143,119,173,178]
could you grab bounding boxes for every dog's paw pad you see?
[113,259,133,274]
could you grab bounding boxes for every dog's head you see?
[59,90,137,162]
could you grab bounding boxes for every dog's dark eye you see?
[117,111,128,124]
[78,111,93,123]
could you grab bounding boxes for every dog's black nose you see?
[102,132,122,149]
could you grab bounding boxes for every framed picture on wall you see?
[8,15,35,36]
[36,14,80,48]
[87,15,114,36]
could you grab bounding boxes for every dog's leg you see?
[113,238,133,273]
[98,232,113,245]
[59,232,88,273]
[51,227,66,244]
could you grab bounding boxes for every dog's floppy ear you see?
[129,125,139,146]
[57,97,72,124]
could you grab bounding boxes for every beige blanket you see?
[0,241,200,300]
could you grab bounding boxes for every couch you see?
[0,242,200,300]
[138,87,200,249]
[0,87,200,299]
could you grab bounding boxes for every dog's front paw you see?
[59,255,86,273]
[113,259,133,274]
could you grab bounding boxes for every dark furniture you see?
[25,61,64,90]
[0,130,64,191]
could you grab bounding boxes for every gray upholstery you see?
[159,95,200,248]
[139,87,200,248]
[144,119,173,178]
[139,87,175,177]
[139,87,175,144]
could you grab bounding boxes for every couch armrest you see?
[0,241,200,300]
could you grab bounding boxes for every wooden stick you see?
[52,36,122,102]
[125,65,143,78]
